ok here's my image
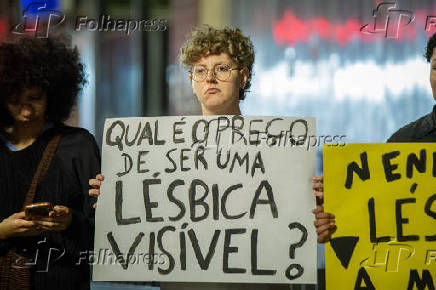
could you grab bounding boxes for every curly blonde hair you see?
[180,25,255,100]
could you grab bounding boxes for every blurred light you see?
[19,0,60,15]
[273,10,423,47]
[284,47,296,59]
[334,57,430,101]
[254,57,430,103]
[0,19,5,37]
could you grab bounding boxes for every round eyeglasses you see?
[190,64,240,82]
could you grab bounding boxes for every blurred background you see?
[1,0,435,289]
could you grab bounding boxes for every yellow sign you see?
[324,144,436,290]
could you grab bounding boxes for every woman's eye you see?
[195,69,205,74]
[217,65,229,72]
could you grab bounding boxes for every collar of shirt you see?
[0,122,54,152]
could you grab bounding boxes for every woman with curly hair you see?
[90,25,289,290]
[179,24,254,115]
[0,36,100,290]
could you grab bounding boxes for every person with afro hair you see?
[0,36,100,290]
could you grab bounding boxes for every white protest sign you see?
[93,116,317,284]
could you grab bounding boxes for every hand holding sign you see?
[89,174,105,208]
[311,176,336,243]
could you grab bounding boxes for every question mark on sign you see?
[285,222,308,280]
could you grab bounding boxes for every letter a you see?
[354,267,375,290]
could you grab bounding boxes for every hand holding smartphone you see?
[24,202,53,218]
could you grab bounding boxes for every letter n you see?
[345,152,370,189]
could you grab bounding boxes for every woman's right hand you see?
[312,176,336,243]
[89,174,104,208]
[0,212,44,239]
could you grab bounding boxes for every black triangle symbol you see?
[330,236,359,269]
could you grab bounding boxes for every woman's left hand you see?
[32,206,73,231]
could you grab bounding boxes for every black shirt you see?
[387,105,436,142]
[0,125,100,290]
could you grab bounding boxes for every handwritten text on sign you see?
[324,144,436,290]
[93,116,317,283]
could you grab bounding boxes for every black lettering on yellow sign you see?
[345,149,436,189]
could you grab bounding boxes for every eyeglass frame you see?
[189,63,242,82]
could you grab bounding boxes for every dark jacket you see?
[0,125,100,290]
[387,105,436,142]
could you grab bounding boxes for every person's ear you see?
[189,73,197,96]
[190,73,196,88]
[240,68,249,89]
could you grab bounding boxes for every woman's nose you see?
[205,69,217,82]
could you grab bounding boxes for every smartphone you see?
[24,202,53,218]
